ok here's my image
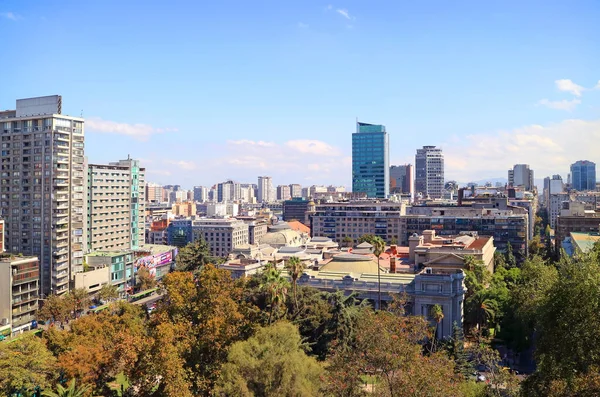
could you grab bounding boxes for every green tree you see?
[65,288,92,319]
[342,236,354,248]
[430,304,444,345]
[175,237,214,272]
[359,234,385,309]
[41,379,92,397]
[0,334,57,396]
[528,235,544,258]
[215,322,322,396]
[505,241,517,268]
[97,283,119,303]
[443,322,473,379]
[285,256,304,313]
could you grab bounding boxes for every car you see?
[476,374,486,383]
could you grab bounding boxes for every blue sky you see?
[1,0,599,188]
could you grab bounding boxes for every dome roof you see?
[321,253,381,274]
[259,228,303,246]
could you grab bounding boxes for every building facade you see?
[508,164,534,191]
[191,218,249,257]
[282,197,311,224]
[415,146,444,199]
[390,164,414,198]
[352,122,389,198]
[276,185,291,201]
[258,176,273,203]
[289,184,302,198]
[193,186,208,203]
[0,95,84,295]
[0,255,39,337]
[571,160,596,192]
[86,158,145,254]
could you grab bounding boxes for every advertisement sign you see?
[135,251,173,270]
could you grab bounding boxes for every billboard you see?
[135,250,173,270]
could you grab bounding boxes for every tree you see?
[359,234,385,309]
[136,266,156,291]
[260,265,290,324]
[469,342,519,397]
[505,241,517,268]
[285,256,304,313]
[528,235,544,258]
[214,322,322,396]
[342,236,353,248]
[430,304,444,345]
[0,334,57,396]
[175,237,214,272]
[443,322,472,379]
[41,379,92,397]
[36,294,71,325]
[97,283,119,303]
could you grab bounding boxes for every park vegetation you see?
[3,234,600,396]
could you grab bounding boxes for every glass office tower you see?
[570,160,596,191]
[352,122,389,198]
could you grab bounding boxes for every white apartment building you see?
[192,218,249,257]
[0,95,84,295]
[258,176,273,203]
[86,158,145,252]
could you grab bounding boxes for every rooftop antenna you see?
[80,109,83,117]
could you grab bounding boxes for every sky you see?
[1,0,599,189]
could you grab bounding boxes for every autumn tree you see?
[65,288,92,318]
[97,283,119,302]
[215,322,322,396]
[175,237,214,272]
[36,294,71,325]
[136,265,156,291]
[0,334,57,396]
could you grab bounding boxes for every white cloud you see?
[86,117,177,141]
[297,22,309,28]
[443,118,600,183]
[537,98,581,111]
[555,79,585,97]
[0,12,18,20]
[165,160,197,171]
[227,139,277,148]
[595,80,600,90]
[285,139,342,156]
[336,8,352,20]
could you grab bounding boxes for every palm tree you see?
[370,236,386,310]
[478,298,497,330]
[42,379,92,397]
[285,256,304,312]
[430,304,444,349]
[260,265,290,324]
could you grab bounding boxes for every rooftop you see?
[570,232,600,253]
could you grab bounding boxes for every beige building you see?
[0,255,39,337]
[0,95,84,295]
[172,201,196,217]
[409,230,495,273]
[556,201,600,245]
[86,158,145,253]
[192,218,249,257]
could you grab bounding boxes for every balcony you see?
[55,194,68,201]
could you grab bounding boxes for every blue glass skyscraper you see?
[570,160,596,191]
[352,122,389,198]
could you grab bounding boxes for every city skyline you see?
[1,1,599,188]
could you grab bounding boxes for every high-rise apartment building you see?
[277,185,291,201]
[193,186,208,202]
[352,122,389,198]
[415,146,444,199]
[86,158,145,253]
[289,184,302,198]
[258,176,273,203]
[0,95,84,295]
[390,164,414,198]
[508,164,535,191]
[217,180,241,202]
[0,255,40,336]
[146,182,164,204]
[570,160,596,191]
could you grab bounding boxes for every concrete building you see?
[217,180,241,202]
[556,202,600,246]
[193,186,208,203]
[258,176,273,203]
[352,121,390,198]
[86,158,145,253]
[236,216,268,245]
[508,164,534,191]
[0,95,85,295]
[543,175,564,209]
[0,255,39,337]
[562,231,600,257]
[79,251,135,298]
[415,146,444,199]
[570,160,596,192]
[191,218,249,257]
[146,182,164,204]
[276,185,291,201]
[172,201,196,217]
[390,164,414,199]
[549,192,600,230]
[289,184,302,198]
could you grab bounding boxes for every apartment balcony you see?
[55,194,69,201]
[12,293,38,306]
[53,234,68,242]
[54,262,69,272]
[52,203,69,210]
[12,313,37,328]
